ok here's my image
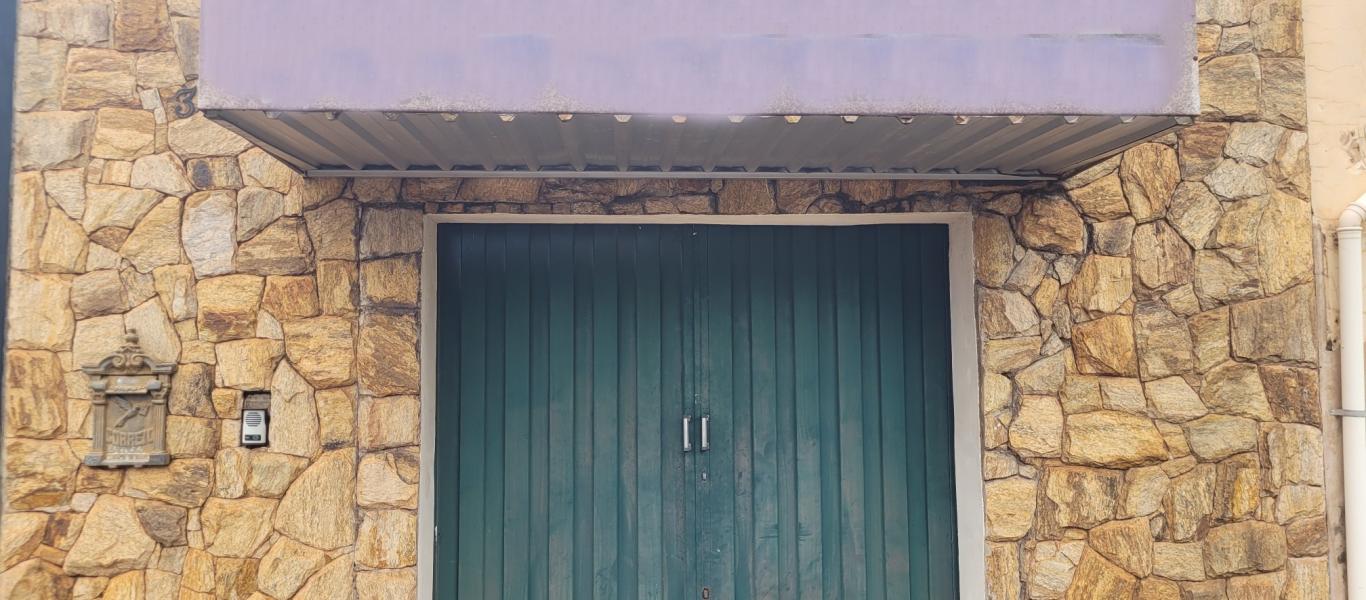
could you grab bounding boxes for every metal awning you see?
[200,0,1198,181]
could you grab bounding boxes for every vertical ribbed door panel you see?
[436,224,694,600]
[694,225,958,600]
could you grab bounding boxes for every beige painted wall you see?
[1305,0,1366,223]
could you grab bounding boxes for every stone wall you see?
[0,1,1328,600]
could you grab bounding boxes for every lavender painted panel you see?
[199,0,1196,116]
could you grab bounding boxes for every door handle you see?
[700,415,710,452]
[683,416,692,452]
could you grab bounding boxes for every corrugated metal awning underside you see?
[205,111,1188,181]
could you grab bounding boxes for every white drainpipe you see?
[1338,194,1366,599]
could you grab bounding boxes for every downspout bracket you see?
[1332,409,1366,418]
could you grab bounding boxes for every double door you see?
[434,223,959,599]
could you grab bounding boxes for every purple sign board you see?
[199,0,1197,117]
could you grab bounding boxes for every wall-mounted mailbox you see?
[82,332,175,468]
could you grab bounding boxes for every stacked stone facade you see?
[0,0,1326,599]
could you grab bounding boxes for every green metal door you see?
[435,224,958,599]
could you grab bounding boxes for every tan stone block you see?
[236,186,286,241]
[135,51,184,88]
[237,217,314,276]
[186,156,244,190]
[1067,173,1128,220]
[1200,361,1272,420]
[268,361,321,458]
[0,558,74,599]
[293,554,353,600]
[1039,467,1122,534]
[1203,520,1287,576]
[1260,58,1305,129]
[1015,194,1084,255]
[237,148,293,193]
[358,449,419,509]
[975,214,1016,287]
[11,171,48,272]
[129,151,192,196]
[358,312,420,396]
[92,108,154,160]
[1062,549,1136,599]
[1063,411,1167,468]
[317,260,359,316]
[360,207,423,259]
[1068,256,1132,315]
[275,450,357,550]
[1285,516,1328,557]
[1183,414,1258,462]
[245,452,308,499]
[62,48,137,110]
[5,437,78,510]
[1137,577,1181,600]
[360,395,420,451]
[1213,453,1261,522]
[120,195,182,274]
[1256,194,1313,298]
[14,112,94,171]
[361,254,420,308]
[1275,484,1324,524]
[180,547,215,592]
[168,114,252,159]
[984,336,1042,375]
[1121,466,1170,519]
[1283,556,1329,600]
[984,477,1036,541]
[214,339,282,391]
[299,198,357,262]
[4,350,68,439]
[1261,365,1320,425]
[8,272,75,352]
[714,180,776,214]
[1188,307,1229,373]
[1201,54,1261,119]
[1267,423,1324,487]
[1089,217,1135,257]
[281,316,354,388]
[135,499,188,547]
[182,190,238,277]
[356,509,417,569]
[979,288,1039,339]
[356,568,418,600]
[200,497,276,558]
[1088,517,1153,577]
[197,274,263,342]
[1165,464,1216,542]
[1167,183,1222,249]
[1016,352,1065,395]
[1133,302,1194,380]
[213,447,249,499]
[1132,221,1193,292]
[121,458,213,508]
[165,415,217,457]
[1152,541,1205,581]
[1145,377,1207,423]
[38,205,89,274]
[284,176,346,213]
[0,512,48,569]
[1025,540,1082,599]
[15,36,67,111]
[256,536,327,599]
[1008,395,1062,458]
[213,556,259,599]
[1120,143,1179,223]
[112,0,174,50]
[1072,316,1138,376]
[64,495,156,575]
